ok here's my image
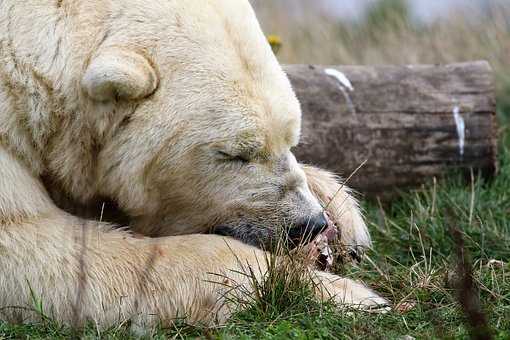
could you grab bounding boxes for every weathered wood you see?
[284,61,497,198]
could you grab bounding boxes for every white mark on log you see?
[324,68,356,115]
[338,86,356,115]
[324,68,354,91]
[453,106,465,156]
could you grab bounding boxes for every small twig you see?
[469,168,475,227]
[364,254,391,283]
[450,225,493,340]
[431,177,437,216]
[324,159,368,211]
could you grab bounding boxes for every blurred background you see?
[251,0,510,119]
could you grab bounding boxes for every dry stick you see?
[431,177,437,216]
[450,226,493,340]
[99,202,106,222]
[469,168,476,227]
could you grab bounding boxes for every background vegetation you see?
[254,0,510,117]
[1,0,509,338]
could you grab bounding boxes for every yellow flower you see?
[267,34,282,54]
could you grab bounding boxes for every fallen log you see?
[284,61,498,198]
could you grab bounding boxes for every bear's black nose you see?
[287,213,328,246]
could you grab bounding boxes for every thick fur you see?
[0,0,379,328]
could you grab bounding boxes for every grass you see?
[2,2,510,339]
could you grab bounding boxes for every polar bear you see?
[0,0,383,329]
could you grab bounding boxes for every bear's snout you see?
[287,213,328,246]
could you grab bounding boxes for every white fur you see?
[0,0,381,328]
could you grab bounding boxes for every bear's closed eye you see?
[218,151,250,163]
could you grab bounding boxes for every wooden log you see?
[284,61,497,198]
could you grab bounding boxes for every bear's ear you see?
[81,48,159,102]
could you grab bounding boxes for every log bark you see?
[284,61,497,198]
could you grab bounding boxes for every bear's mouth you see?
[298,213,338,270]
[212,213,339,269]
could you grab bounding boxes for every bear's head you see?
[78,0,327,248]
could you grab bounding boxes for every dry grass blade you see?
[323,159,368,212]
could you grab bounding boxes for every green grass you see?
[2,138,509,340]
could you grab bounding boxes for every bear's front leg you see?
[312,271,389,311]
[0,217,255,328]
[1,219,387,330]
[301,164,371,262]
